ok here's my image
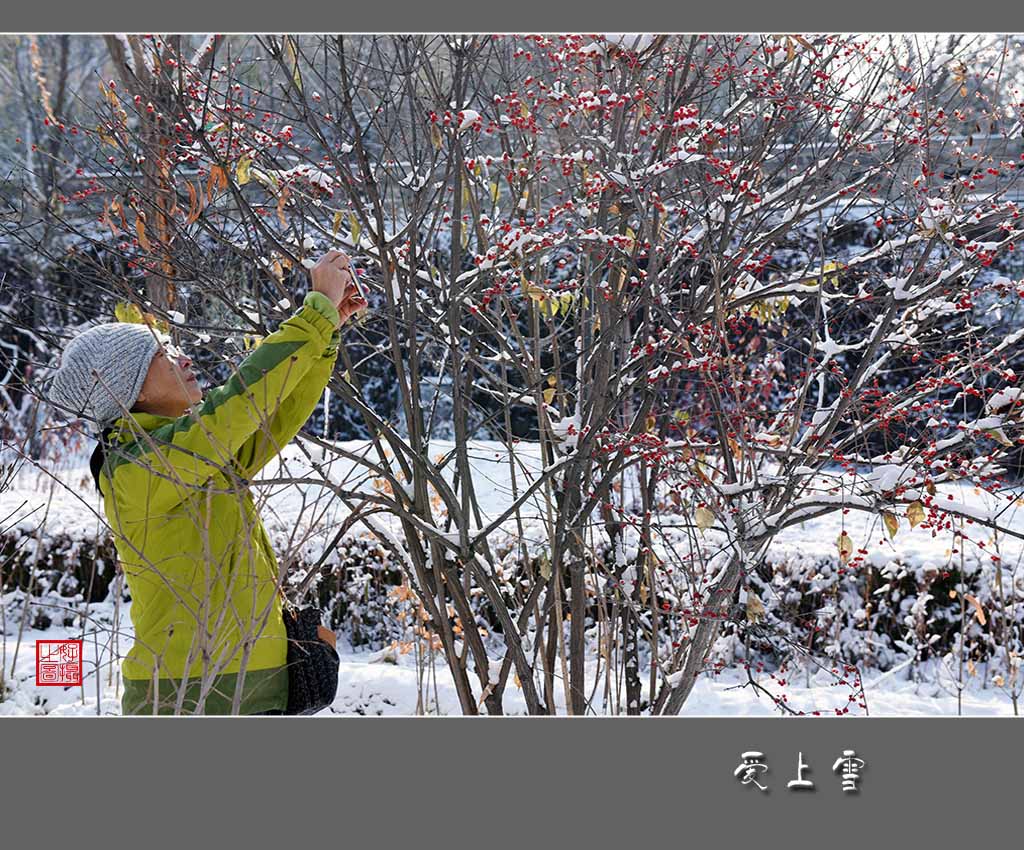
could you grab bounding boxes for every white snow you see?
[986,387,1021,414]
[268,163,335,193]
[550,413,581,451]
[457,110,481,132]
[602,33,657,54]
[883,274,916,301]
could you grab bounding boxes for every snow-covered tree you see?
[6,33,1024,714]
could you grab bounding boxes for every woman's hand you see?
[336,277,368,327]
[309,250,367,326]
[316,624,338,650]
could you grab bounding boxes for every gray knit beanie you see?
[47,322,166,427]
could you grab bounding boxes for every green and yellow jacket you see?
[98,291,341,715]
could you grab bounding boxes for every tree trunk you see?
[660,553,743,715]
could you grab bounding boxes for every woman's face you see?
[132,341,203,418]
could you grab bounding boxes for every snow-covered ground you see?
[0,612,1014,716]
[2,438,1022,716]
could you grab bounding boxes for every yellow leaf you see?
[389,583,413,602]
[349,211,361,244]
[114,301,144,324]
[543,387,556,405]
[821,261,845,285]
[97,126,119,148]
[695,506,714,531]
[283,36,302,92]
[907,501,925,529]
[236,156,252,186]
[332,210,343,237]
[883,511,899,540]
[964,594,987,626]
[98,78,116,105]
[727,436,742,462]
[185,181,202,226]
[477,682,496,708]
[207,165,227,203]
[489,181,499,204]
[746,593,766,623]
[135,214,151,252]
[613,267,626,294]
[250,166,279,192]
[277,186,290,228]
[836,530,853,565]
[984,427,1014,447]
[102,200,121,235]
[135,310,169,335]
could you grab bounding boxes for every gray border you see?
[0,717,1020,844]
[1,2,1023,32]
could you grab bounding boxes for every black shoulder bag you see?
[277,588,340,715]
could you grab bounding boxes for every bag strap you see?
[276,582,297,619]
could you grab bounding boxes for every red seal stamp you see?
[36,640,83,686]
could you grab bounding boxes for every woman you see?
[47,251,366,715]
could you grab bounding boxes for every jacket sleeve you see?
[107,291,340,516]
[234,292,342,477]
